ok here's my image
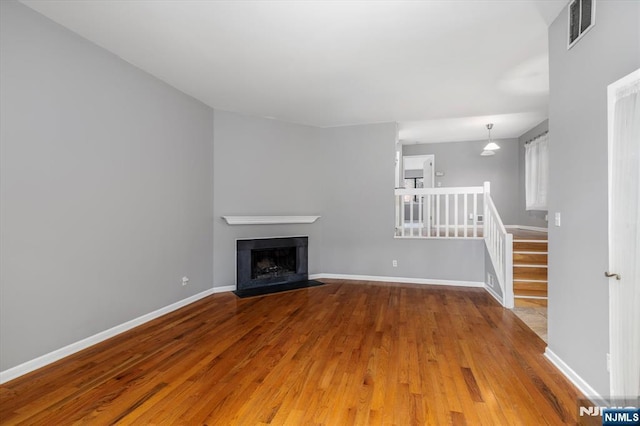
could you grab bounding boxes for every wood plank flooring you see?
[1,280,588,425]
[509,229,548,240]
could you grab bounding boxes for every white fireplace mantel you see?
[222,215,321,225]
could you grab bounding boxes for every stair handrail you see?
[483,183,514,308]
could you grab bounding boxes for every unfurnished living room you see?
[1,0,639,425]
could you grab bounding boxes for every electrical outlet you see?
[555,212,561,227]
[392,260,398,267]
[487,273,494,287]
[181,276,189,286]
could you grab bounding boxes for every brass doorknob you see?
[605,272,621,280]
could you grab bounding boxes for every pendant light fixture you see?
[483,123,500,151]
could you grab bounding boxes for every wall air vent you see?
[568,0,596,49]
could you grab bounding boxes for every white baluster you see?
[473,193,478,237]
[436,195,441,237]
[464,194,468,238]
[426,194,432,237]
[454,194,459,237]
[445,194,450,237]
[410,196,415,237]
[418,195,423,236]
[401,196,405,237]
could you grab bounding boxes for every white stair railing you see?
[394,185,485,238]
[394,181,513,308]
[483,184,514,308]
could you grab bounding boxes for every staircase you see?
[513,238,548,307]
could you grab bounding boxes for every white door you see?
[607,68,640,403]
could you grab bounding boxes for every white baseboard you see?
[212,285,236,293]
[506,225,548,233]
[0,285,233,384]
[544,348,608,406]
[310,273,483,288]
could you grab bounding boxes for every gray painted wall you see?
[484,246,502,302]
[212,110,324,288]
[1,0,488,374]
[0,1,214,370]
[548,0,640,397]
[321,125,485,282]
[518,120,549,228]
[403,138,521,224]
[212,116,485,286]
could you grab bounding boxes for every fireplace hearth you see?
[235,236,323,298]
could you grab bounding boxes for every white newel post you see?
[505,232,514,308]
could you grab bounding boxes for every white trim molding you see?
[394,235,484,241]
[222,216,320,225]
[310,273,484,288]
[0,285,234,384]
[544,348,608,407]
[505,225,548,233]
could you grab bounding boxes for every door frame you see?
[402,154,435,188]
[606,67,640,399]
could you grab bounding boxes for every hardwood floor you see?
[1,280,588,425]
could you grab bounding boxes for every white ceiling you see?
[21,0,567,143]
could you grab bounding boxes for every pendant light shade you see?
[483,123,500,151]
[483,141,500,150]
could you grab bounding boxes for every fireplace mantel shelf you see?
[222,216,321,225]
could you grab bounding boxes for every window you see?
[525,133,549,211]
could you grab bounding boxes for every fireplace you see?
[236,236,309,292]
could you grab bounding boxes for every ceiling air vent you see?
[568,0,596,49]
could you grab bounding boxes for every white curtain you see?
[609,70,640,404]
[525,133,549,210]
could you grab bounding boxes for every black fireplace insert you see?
[236,236,311,294]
